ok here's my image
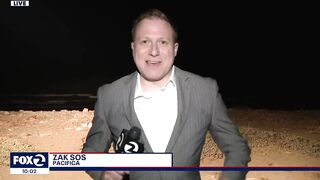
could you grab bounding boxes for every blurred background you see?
[0,1,319,110]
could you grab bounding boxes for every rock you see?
[75,127,83,131]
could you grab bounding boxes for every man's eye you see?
[141,40,149,44]
[159,40,168,45]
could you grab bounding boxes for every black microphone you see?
[115,126,144,153]
[115,127,144,180]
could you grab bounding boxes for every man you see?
[82,8,251,180]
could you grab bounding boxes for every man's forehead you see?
[135,19,173,34]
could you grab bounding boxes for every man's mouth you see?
[146,60,161,65]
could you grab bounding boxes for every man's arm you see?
[82,87,113,179]
[209,91,251,180]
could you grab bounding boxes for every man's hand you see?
[100,171,129,180]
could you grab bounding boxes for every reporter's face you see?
[131,18,178,82]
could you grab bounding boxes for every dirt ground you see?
[0,107,319,180]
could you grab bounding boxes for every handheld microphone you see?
[115,126,144,153]
[115,127,144,180]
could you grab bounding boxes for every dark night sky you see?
[0,1,319,109]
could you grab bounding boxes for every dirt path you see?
[0,108,319,180]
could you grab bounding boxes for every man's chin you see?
[140,70,171,83]
[141,73,165,82]
[144,76,163,82]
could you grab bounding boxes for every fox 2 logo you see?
[10,152,48,168]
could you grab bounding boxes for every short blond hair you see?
[131,8,178,43]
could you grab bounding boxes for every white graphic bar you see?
[49,153,173,167]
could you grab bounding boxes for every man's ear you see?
[174,43,179,57]
[131,42,135,58]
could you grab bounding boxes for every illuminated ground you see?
[0,108,319,180]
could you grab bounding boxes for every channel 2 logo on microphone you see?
[10,152,49,174]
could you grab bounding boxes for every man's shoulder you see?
[175,67,217,87]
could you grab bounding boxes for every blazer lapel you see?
[165,67,190,152]
[124,72,153,152]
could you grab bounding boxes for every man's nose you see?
[149,43,159,56]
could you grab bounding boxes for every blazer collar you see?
[124,67,190,152]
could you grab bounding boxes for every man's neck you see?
[139,69,173,93]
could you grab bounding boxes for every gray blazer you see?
[82,67,251,180]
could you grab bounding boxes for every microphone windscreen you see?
[128,126,141,140]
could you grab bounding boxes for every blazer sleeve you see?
[82,86,113,180]
[209,82,251,180]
